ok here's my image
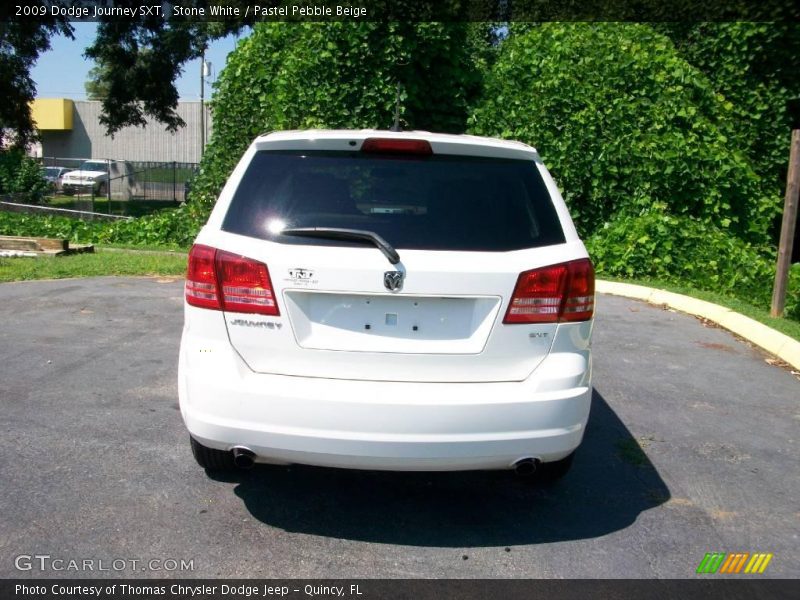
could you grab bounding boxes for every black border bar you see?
[3,0,800,22]
[3,579,800,600]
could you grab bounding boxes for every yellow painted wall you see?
[31,98,73,130]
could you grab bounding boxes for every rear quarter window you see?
[222,150,566,252]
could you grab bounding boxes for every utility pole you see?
[200,46,208,159]
[770,98,800,317]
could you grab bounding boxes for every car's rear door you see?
[202,135,586,383]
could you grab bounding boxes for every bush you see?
[0,150,49,203]
[585,204,800,317]
[0,210,102,241]
[787,264,800,321]
[469,23,779,243]
[189,22,488,212]
[659,23,800,203]
[0,206,201,248]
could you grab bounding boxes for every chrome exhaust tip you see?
[513,458,539,477]
[231,446,256,469]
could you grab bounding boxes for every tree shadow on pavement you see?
[208,389,670,546]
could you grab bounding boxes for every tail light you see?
[185,244,279,316]
[504,258,594,324]
[361,138,433,155]
[185,244,219,310]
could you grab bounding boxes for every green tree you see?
[83,20,215,133]
[657,23,800,216]
[84,63,112,101]
[82,2,497,135]
[0,18,72,148]
[4,2,498,139]
[0,148,48,202]
[470,23,778,243]
[189,22,488,211]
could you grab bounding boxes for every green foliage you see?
[470,23,779,243]
[0,18,73,147]
[0,206,201,248]
[84,21,212,134]
[787,264,800,321]
[658,23,800,203]
[189,22,487,212]
[585,204,800,319]
[83,62,112,101]
[0,150,49,202]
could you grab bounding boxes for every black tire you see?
[190,436,235,471]
[532,452,575,484]
[96,181,107,196]
[63,187,75,196]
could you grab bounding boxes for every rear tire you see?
[190,436,235,471]
[532,452,575,484]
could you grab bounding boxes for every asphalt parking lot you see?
[0,277,798,578]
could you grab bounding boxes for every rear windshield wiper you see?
[280,227,401,265]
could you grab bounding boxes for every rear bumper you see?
[62,182,97,192]
[178,325,592,471]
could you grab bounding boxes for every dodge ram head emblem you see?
[383,271,404,291]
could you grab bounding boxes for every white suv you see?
[61,159,134,198]
[179,130,594,481]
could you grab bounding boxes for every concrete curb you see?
[596,280,800,372]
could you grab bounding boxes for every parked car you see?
[42,166,68,191]
[179,130,594,481]
[61,159,134,198]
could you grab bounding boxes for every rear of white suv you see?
[179,130,593,480]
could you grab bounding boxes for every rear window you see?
[222,150,565,252]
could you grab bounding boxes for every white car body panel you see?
[179,130,594,471]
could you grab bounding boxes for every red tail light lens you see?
[185,245,279,316]
[215,250,278,315]
[185,244,220,310]
[361,138,433,155]
[504,258,594,324]
[561,258,595,322]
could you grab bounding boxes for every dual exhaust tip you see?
[513,458,539,477]
[232,447,255,469]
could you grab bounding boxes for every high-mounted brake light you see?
[504,258,595,324]
[361,138,433,155]
[185,244,279,316]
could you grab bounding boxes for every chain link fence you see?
[26,157,200,219]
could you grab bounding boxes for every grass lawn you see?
[0,248,187,283]
[140,166,195,184]
[602,276,800,343]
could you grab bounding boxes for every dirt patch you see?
[709,509,740,520]
[696,442,751,463]
[696,341,738,353]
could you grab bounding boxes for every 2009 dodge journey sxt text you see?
[178,130,594,482]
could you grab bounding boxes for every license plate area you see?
[283,291,500,354]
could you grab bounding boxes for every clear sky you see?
[30,22,243,101]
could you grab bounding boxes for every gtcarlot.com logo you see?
[14,554,195,572]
